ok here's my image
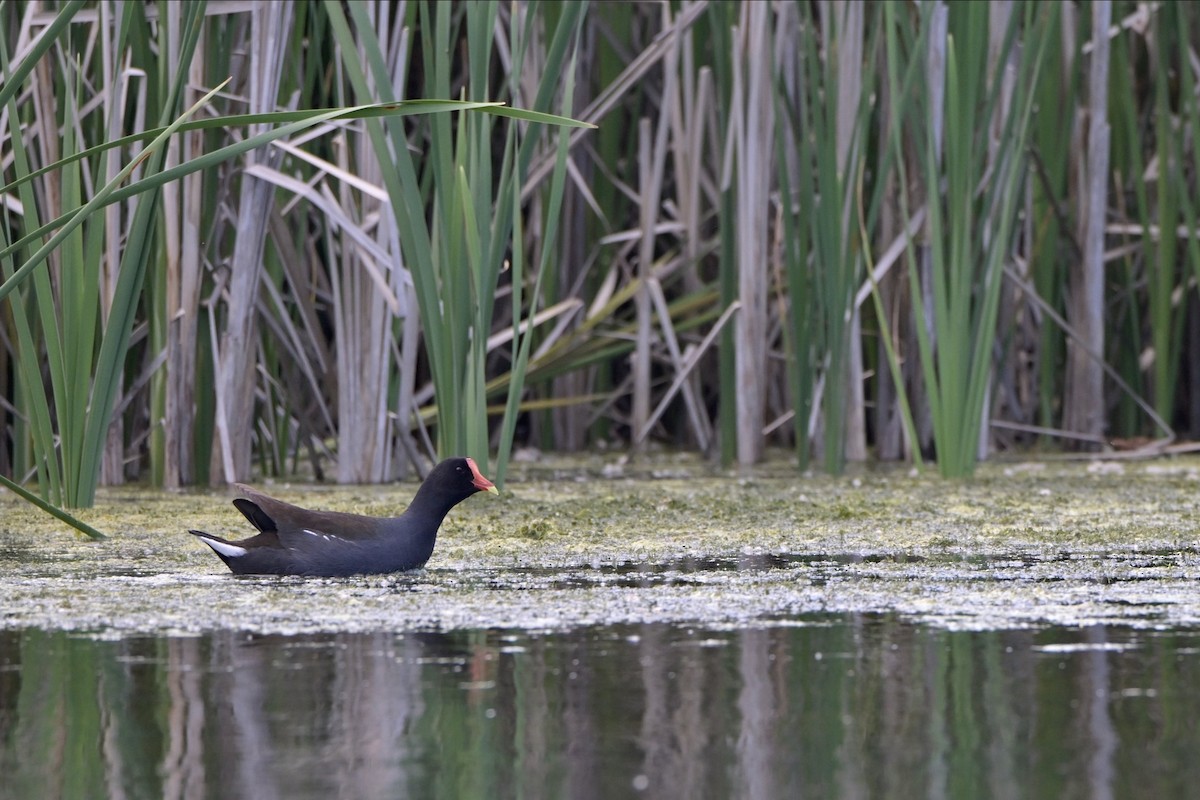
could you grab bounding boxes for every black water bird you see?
[190,457,498,577]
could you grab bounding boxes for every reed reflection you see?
[1,619,1197,799]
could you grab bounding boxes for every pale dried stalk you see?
[334,2,410,482]
[730,3,773,465]
[1064,0,1111,442]
[101,0,129,485]
[212,2,294,483]
[164,8,207,488]
[633,118,654,448]
[523,0,709,194]
[831,0,868,462]
[633,279,718,449]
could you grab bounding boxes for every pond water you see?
[2,617,1199,799]
[2,458,1199,798]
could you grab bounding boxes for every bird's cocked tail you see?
[188,530,248,565]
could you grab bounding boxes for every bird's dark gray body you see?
[189,457,498,577]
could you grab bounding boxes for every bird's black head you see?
[421,457,499,506]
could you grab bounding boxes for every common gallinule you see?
[189,457,499,577]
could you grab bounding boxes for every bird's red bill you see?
[467,457,499,494]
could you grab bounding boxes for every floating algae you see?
[0,454,1198,635]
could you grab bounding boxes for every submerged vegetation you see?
[2,1,1200,520]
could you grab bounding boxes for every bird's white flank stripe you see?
[303,528,335,541]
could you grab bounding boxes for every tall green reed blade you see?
[74,1,208,505]
[0,101,511,268]
[776,1,872,474]
[1105,20,1149,435]
[0,2,112,531]
[0,105,510,276]
[0,48,216,307]
[327,0,589,473]
[325,0,456,466]
[1146,6,1186,429]
[4,6,447,508]
[701,1,738,467]
[0,473,107,540]
[818,1,859,475]
[39,53,96,506]
[0,100,512,211]
[853,3,930,467]
[494,18,584,487]
[839,1,931,467]
[894,2,1052,477]
[0,0,87,111]
[768,7,816,470]
[0,92,62,506]
[1173,2,1200,378]
[1026,6,1074,440]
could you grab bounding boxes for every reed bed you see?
[1,0,1198,523]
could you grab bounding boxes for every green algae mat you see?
[1,455,1197,635]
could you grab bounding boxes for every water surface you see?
[2,618,1198,799]
[2,457,1199,798]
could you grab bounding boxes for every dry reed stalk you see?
[730,2,772,465]
[634,118,654,449]
[99,0,133,485]
[831,0,867,462]
[164,11,207,488]
[976,0,1015,461]
[1003,261,1173,442]
[341,21,404,484]
[632,278,711,449]
[523,1,708,196]
[211,2,294,483]
[911,1,949,457]
[1064,0,1111,444]
[632,4,678,448]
